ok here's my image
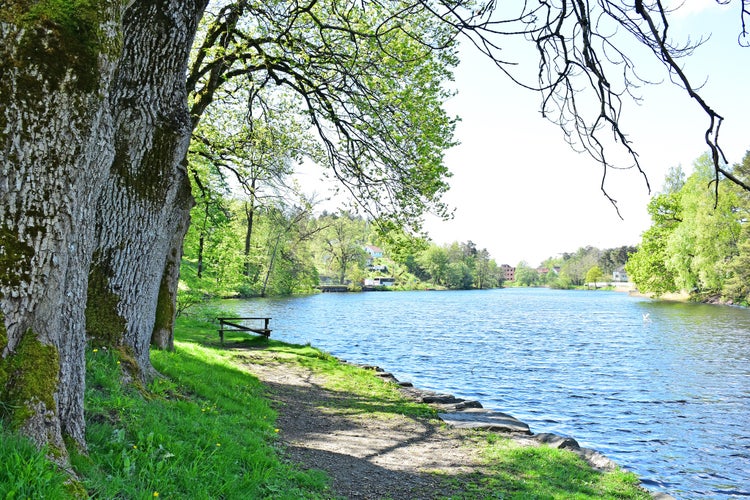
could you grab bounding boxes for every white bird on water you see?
[642,313,651,323]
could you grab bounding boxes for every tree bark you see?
[151,173,193,351]
[86,0,207,379]
[0,3,121,457]
[244,198,255,277]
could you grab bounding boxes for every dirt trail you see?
[234,350,486,499]
[232,348,668,500]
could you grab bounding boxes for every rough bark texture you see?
[0,3,121,456]
[87,1,206,377]
[151,172,193,351]
[244,200,255,277]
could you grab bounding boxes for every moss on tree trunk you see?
[1,0,122,460]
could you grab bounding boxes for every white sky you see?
[421,1,750,266]
[295,1,750,266]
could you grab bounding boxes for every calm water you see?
[228,288,750,499]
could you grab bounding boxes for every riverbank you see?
[1,314,660,498]
[228,334,663,499]
[627,290,691,301]
[628,288,748,307]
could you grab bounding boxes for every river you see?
[226,288,750,499]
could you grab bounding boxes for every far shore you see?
[627,289,691,301]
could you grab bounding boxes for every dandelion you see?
[92,348,98,353]
[216,443,221,447]
[274,428,280,433]
[133,445,137,449]
[153,493,159,498]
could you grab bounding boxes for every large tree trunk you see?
[244,199,255,277]
[151,174,193,351]
[0,4,121,457]
[86,0,206,379]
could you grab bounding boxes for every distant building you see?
[500,264,515,281]
[537,266,561,276]
[613,265,628,282]
[363,277,395,287]
[536,266,560,276]
[363,245,383,259]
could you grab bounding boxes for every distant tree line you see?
[180,201,507,308]
[626,150,750,305]
[514,245,636,288]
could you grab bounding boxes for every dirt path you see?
[233,350,486,499]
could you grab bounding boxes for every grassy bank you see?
[1,311,651,499]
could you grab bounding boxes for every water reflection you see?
[229,288,750,498]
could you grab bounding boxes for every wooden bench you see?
[217,317,272,344]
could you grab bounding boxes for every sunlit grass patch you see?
[455,434,651,499]
[74,336,331,499]
[0,421,71,498]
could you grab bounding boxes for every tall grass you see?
[73,332,331,499]
[0,421,71,498]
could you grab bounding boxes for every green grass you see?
[232,337,438,421]
[0,421,71,498]
[0,307,652,499]
[445,433,650,499]
[73,332,331,499]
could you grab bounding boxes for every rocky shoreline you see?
[354,362,676,500]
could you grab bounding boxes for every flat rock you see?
[532,433,618,472]
[438,409,531,434]
[533,432,580,450]
[434,400,483,411]
[422,394,464,404]
[575,447,618,472]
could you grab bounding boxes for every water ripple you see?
[232,288,750,499]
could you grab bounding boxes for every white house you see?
[613,265,628,282]
[364,277,395,287]
[363,245,383,259]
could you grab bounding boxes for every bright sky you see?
[422,1,750,266]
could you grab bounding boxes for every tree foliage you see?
[187,0,460,231]
[536,244,633,289]
[180,205,505,296]
[515,262,541,287]
[3,0,750,463]
[628,150,750,303]
[585,266,605,288]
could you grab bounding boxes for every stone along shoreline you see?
[355,362,675,500]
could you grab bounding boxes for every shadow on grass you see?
[169,314,649,500]
[224,345,648,499]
